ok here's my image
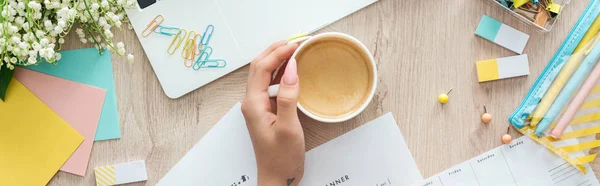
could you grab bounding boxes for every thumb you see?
[276,58,300,122]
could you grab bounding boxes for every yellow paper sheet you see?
[0,78,84,186]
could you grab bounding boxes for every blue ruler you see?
[509,0,600,129]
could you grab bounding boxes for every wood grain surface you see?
[48,0,600,185]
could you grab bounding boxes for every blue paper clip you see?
[198,59,227,68]
[198,25,215,50]
[193,46,213,70]
[154,25,180,36]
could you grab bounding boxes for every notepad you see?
[411,137,600,186]
[14,67,106,176]
[0,78,84,186]
[476,54,530,82]
[26,48,120,141]
[156,103,422,186]
[475,15,530,54]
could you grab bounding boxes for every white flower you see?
[9,57,17,64]
[80,38,87,43]
[127,54,134,63]
[55,53,61,60]
[104,29,113,39]
[117,48,125,55]
[117,42,124,49]
[27,56,36,64]
[91,3,100,10]
[58,38,64,44]
[101,0,109,8]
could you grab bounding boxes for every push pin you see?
[481,106,492,124]
[438,88,452,104]
[502,127,513,144]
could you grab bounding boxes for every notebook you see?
[156,103,423,185]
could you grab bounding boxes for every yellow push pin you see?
[502,127,513,144]
[438,88,452,104]
[482,106,492,124]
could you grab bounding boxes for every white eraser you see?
[94,160,148,186]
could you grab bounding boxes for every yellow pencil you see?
[530,15,600,126]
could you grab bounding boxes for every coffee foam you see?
[296,36,374,119]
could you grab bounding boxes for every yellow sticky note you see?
[476,59,500,82]
[0,78,83,186]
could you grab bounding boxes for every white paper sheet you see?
[126,0,378,98]
[156,103,423,186]
[411,137,600,186]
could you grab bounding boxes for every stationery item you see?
[0,79,84,186]
[267,33,378,123]
[126,0,378,99]
[529,17,600,127]
[142,14,164,37]
[481,106,492,124]
[487,0,570,32]
[154,25,180,36]
[536,37,600,136]
[94,160,148,186]
[510,4,600,129]
[410,137,600,186]
[26,48,120,141]
[475,15,530,54]
[476,54,530,82]
[13,67,106,176]
[167,29,186,54]
[438,88,452,104]
[156,103,423,186]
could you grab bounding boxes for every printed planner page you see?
[411,137,599,186]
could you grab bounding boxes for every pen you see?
[551,52,600,139]
[536,36,600,136]
[529,16,600,126]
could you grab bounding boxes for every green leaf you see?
[0,65,14,102]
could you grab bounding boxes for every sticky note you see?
[0,78,84,186]
[475,15,530,54]
[95,160,148,186]
[14,67,107,176]
[26,48,120,141]
[476,54,529,82]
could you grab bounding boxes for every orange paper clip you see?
[142,14,164,37]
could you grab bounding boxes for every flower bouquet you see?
[0,0,137,101]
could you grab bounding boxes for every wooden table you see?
[49,0,599,185]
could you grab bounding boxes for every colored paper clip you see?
[181,30,197,59]
[197,59,227,68]
[142,14,164,37]
[167,29,187,54]
[154,25,180,36]
[193,47,213,70]
[194,34,203,56]
[198,25,215,50]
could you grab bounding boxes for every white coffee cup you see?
[268,32,378,123]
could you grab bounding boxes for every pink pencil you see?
[552,61,600,139]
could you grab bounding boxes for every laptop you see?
[127,0,378,99]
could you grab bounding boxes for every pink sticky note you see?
[14,67,107,176]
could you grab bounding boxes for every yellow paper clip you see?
[181,30,197,59]
[194,34,203,56]
[167,29,187,55]
[142,14,164,37]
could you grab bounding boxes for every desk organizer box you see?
[486,0,571,32]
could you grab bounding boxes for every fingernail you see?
[282,59,298,85]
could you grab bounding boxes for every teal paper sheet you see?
[27,48,120,141]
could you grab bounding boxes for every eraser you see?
[476,54,529,82]
[475,15,530,54]
[94,160,148,186]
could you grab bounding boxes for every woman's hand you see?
[241,41,304,186]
